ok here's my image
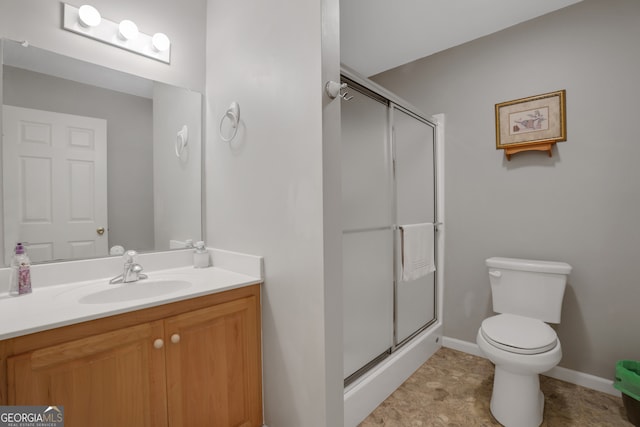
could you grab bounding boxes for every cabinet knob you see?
[171,334,181,344]
[153,338,164,349]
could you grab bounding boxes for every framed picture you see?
[495,90,566,158]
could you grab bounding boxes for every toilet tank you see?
[486,257,572,323]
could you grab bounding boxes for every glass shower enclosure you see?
[341,73,438,385]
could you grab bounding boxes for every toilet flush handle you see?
[489,270,502,278]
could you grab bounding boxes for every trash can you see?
[615,360,640,426]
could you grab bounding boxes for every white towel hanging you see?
[400,223,436,282]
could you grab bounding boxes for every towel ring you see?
[219,101,240,142]
[175,125,188,158]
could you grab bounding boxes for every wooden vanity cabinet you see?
[8,320,168,426]
[0,284,262,427]
[165,293,262,427]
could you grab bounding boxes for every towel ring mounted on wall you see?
[219,101,240,142]
[175,125,189,158]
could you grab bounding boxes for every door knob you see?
[96,227,105,235]
[171,334,181,344]
[153,338,164,349]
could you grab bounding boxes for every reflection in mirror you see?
[1,39,203,267]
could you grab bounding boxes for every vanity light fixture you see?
[62,3,171,64]
[151,33,171,52]
[78,4,101,28]
[118,19,139,41]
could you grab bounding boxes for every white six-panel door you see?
[3,105,108,264]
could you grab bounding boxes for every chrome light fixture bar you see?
[62,3,171,64]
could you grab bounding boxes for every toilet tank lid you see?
[486,257,572,274]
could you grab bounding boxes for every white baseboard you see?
[344,323,443,427]
[544,365,619,396]
[442,336,484,357]
[442,336,619,397]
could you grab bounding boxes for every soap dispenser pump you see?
[193,241,210,268]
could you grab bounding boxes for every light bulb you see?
[78,5,101,28]
[118,20,139,41]
[151,32,170,52]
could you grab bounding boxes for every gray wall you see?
[3,67,155,253]
[373,0,640,379]
[205,0,343,425]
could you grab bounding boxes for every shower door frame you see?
[341,68,441,386]
[389,103,439,350]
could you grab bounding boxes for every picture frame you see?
[495,90,566,159]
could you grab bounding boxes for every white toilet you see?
[477,257,572,427]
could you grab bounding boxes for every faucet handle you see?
[123,250,138,263]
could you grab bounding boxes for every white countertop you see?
[0,249,263,340]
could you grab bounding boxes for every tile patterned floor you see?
[360,347,633,426]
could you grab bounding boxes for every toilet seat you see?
[481,313,558,355]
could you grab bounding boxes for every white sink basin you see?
[78,279,192,304]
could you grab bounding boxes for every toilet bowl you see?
[478,257,571,427]
[477,313,562,427]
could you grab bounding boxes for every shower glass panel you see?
[393,105,436,344]
[342,85,394,380]
[341,90,392,231]
[343,230,393,378]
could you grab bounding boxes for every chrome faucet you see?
[109,250,148,284]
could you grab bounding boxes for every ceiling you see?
[340,0,583,77]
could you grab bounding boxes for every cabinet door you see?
[7,321,168,427]
[165,295,262,427]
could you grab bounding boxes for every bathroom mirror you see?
[1,39,203,266]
